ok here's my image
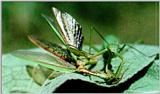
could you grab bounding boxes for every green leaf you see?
[112,45,158,84]
[38,44,158,93]
[2,54,41,94]
[3,44,158,93]
[26,65,63,86]
[104,34,120,46]
[124,59,160,93]
[2,48,75,94]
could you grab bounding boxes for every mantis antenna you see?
[89,26,92,54]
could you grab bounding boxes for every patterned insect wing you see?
[52,7,83,50]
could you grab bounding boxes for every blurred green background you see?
[2,2,159,54]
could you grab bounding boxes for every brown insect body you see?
[28,35,75,63]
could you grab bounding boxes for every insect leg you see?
[114,53,126,78]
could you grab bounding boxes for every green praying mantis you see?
[13,7,135,85]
